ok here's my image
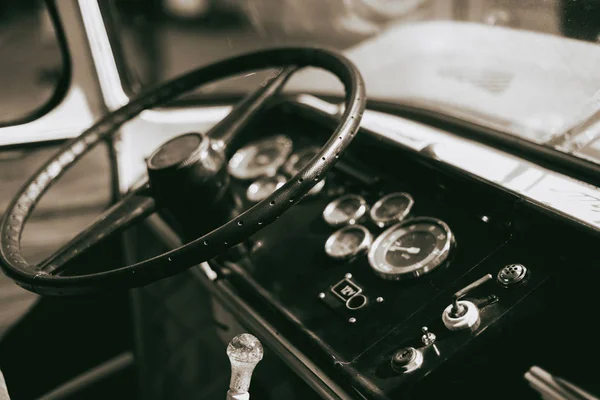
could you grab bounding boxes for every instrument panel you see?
[146,105,593,400]
[219,125,512,365]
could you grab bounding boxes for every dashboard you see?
[134,100,600,399]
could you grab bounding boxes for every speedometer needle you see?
[389,245,421,254]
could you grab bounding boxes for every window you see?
[0,1,66,125]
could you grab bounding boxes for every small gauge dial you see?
[323,194,368,227]
[325,225,373,260]
[228,135,293,180]
[283,146,325,196]
[370,192,414,228]
[368,217,453,280]
[246,174,286,202]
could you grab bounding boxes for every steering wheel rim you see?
[0,47,365,295]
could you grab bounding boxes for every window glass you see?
[0,1,65,124]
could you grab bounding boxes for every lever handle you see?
[453,273,493,302]
[226,333,264,400]
[451,274,493,317]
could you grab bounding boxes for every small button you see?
[497,264,528,287]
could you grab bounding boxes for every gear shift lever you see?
[226,334,264,400]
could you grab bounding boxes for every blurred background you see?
[2,0,600,125]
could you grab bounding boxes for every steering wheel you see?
[0,48,365,295]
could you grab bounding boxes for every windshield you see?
[106,0,600,162]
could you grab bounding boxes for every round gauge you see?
[368,217,453,280]
[283,146,319,175]
[246,174,286,202]
[283,146,325,196]
[322,194,368,227]
[228,135,293,180]
[370,192,414,228]
[325,225,373,260]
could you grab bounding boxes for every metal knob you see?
[226,333,264,400]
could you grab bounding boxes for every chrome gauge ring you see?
[228,135,293,180]
[370,192,414,228]
[368,217,454,280]
[284,146,325,196]
[322,194,368,227]
[325,225,373,260]
[246,174,286,202]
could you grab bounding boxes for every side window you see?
[0,1,66,125]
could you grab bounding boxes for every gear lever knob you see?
[226,333,264,400]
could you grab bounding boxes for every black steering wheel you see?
[0,48,365,295]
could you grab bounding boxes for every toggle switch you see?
[442,274,492,331]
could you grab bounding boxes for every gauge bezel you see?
[325,224,373,260]
[322,194,369,227]
[283,146,320,176]
[368,217,454,280]
[227,135,293,180]
[246,174,286,202]
[369,192,414,228]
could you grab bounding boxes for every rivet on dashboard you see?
[481,215,490,223]
[318,292,326,299]
[348,317,357,324]
[345,273,352,279]
[376,297,384,303]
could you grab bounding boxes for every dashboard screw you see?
[349,317,356,323]
[318,292,325,299]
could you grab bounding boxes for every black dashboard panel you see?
[149,102,600,400]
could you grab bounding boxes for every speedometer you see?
[368,217,454,280]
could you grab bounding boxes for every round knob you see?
[497,264,528,287]
[227,334,264,399]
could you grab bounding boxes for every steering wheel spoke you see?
[209,66,298,151]
[39,183,156,275]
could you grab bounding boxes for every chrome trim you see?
[294,94,600,234]
[143,214,352,400]
[325,224,373,260]
[368,217,454,280]
[369,192,414,228]
[322,194,369,227]
[78,0,129,109]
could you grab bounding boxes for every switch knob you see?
[226,333,264,400]
[442,274,492,331]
